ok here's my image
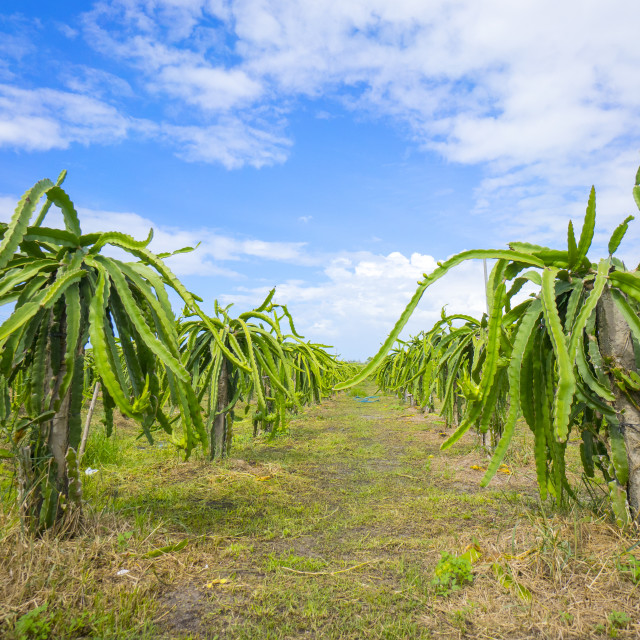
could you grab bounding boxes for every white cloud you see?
[76,2,287,166]
[89,212,311,269]
[0,84,131,151]
[471,148,640,257]
[0,81,288,167]
[4,0,639,186]
[62,66,134,98]
[82,2,266,112]
[68,0,640,226]
[162,119,291,167]
[0,14,37,67]
[0,195,16,219]
[6,0,640,359]
[154,65,263,111]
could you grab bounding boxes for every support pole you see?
[79,382,101,461]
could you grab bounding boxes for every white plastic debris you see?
[85,468,99,476]
[116,569,130,576]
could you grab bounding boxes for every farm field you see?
[3,7,640,640]
[2,384,639,639]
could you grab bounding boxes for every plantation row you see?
[0,172,356,533]
[2,166,640,538]
[340,165,640,527]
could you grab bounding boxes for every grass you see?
[1,383,640,638]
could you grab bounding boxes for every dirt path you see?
[147,391,639,639]
[3,389,639,639]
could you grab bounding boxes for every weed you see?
[608,611,631,635]
[424,455,433,473]
[616,554,640,584]
[117,530,134,551]
[530,511,575,579]
[560,611,574,625]
[430,552,474,596]
[61,611,102,637]
[13,604,51,640]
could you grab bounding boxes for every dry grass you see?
[418,516,640,638]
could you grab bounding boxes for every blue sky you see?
[1,0,639,359]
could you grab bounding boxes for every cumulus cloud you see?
[4,0,640,187]
[222,0,640,167]
[5,0,639,358]
[0,82,288,167]
[0,84,131,151]
[70,0,640,226]
[153,65,263,111]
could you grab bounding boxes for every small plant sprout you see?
[431,551,474,596]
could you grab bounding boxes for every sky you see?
[1,0,639,360]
